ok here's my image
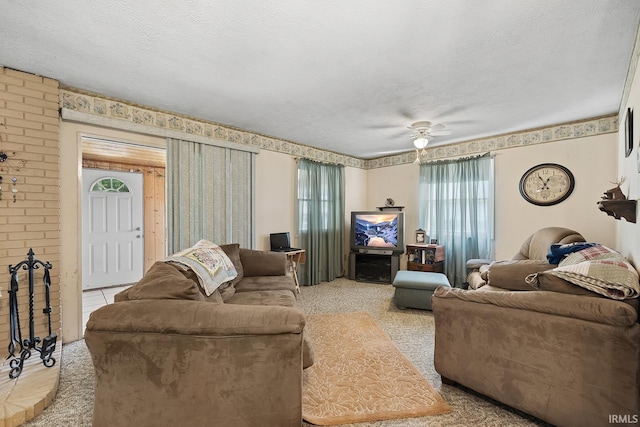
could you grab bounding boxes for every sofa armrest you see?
[433,286,637,327]
[466,258,492,271]
[113,287,130,302]
[240,248,288,276]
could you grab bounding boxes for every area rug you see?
[302,311,451,425]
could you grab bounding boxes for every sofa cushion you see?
[165,239,238,296]
[214,243,244,301]
[126,262,206,301]
[225,289,297,307]
[526,271,604,297]
[486,260,556,291]
[224,289,315,369]
[169,264,223,303]
[479,258,605,298]
[240,249,287,277]
[235,275,297,294]
[220,243,244,283]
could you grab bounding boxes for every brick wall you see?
[0,67,61,355]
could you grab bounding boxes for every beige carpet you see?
[302,311,451,425]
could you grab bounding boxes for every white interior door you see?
[82,169,144,290]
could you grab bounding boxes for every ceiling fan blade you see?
[397,108,416,121]
[429,123,446,131]
[368,124,399,129]
[429,130,452,136]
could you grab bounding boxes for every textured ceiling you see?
[1,1,639,159]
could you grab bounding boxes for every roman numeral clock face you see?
[519,163,575,206]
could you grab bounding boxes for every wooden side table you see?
[405,244,445,273]
[284,249,305,293]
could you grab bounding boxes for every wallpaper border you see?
[60,88,617,170]
[367,114,618,168]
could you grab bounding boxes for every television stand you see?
[348,252,399,284]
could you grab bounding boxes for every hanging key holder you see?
[7,248,56,379]
[11,177,17,202]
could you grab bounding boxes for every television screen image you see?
[353,213,400,248]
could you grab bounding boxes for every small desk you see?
[284,249,306,293]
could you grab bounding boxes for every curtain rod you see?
[294,157,343,166]
[418,151,495,165]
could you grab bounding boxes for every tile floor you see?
[82,285,131,333]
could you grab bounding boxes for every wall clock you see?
[519,163,575,206]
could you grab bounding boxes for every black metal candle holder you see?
[7,248,56,379]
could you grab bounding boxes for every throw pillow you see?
[127,262,205,301]
[175,265,226,302]
[486,260,557,291]
[240,248,287,277]
[164,239,238,296]
[525,271,603,297]
[220,243,243,283]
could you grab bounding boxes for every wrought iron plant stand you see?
[7,248,56,379]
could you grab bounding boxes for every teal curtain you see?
[166,138,255,254]
[418,154,494,287]
[297,159,345,286]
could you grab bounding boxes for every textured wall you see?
[616,28,640,267]
[0,67,61,354]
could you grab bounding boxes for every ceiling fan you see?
[408,121,452,148]
[409,120,451,164]
[408,121,452,164]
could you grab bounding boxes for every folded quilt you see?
[545,244,639,300]
[164,239,238,296]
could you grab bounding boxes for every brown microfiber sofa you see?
[433,228,640,427]
[85,244,313,427]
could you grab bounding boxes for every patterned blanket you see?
[164,239,237,296]
[548,244,640,300]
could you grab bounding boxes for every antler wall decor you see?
[597,177,637,223]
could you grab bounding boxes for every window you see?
[90,177,131,193]
[297,168,335,232]
[296,158,345,285]
[418,154,494,287]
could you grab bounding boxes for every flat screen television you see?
[350,211,405,254]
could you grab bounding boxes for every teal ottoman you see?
[392,270,451,310]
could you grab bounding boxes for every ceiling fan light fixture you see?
[413,136,429,149]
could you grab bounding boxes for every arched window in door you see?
[90,177,131,193]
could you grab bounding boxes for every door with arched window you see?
[82,169,144,290]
